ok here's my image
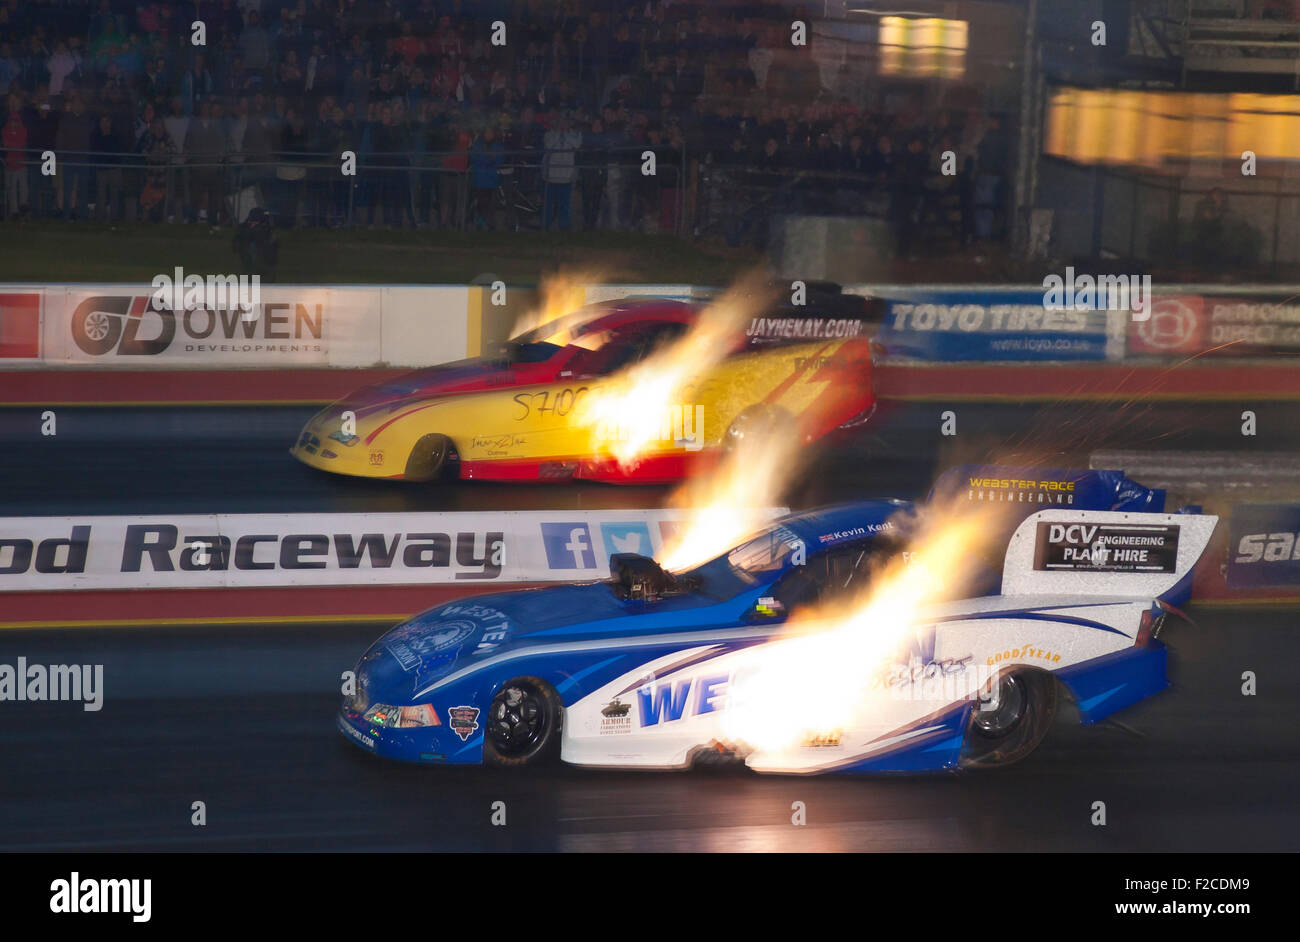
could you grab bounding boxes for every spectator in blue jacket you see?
[469,125,504,230]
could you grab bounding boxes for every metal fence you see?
[0,144,692,234]
[694,164,895,245]
[1,144,988,249]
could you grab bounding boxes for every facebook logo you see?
[540,523,596,569]
[599,522,654,562]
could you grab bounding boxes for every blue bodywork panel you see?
[339,471,1182,770]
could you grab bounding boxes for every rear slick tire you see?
[960,669,1057,769]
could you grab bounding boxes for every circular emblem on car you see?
[385,618,478,659]
[423,620,477,652]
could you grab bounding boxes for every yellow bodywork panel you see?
[291,338,866,481]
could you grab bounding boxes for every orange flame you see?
[509,269,607,344]
[657,421,804,571]
[576,274,775,469]
[721,499,1006,753]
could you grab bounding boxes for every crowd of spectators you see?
[0,0,1012,250]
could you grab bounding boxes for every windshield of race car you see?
[677,526,884,608]
[726,525,805,583]
[565,322,690,375]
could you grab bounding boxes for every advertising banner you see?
[872,288,1113,361]
[1225,504,1300,589]
[33,284,471,368]
[1127,295,1205,355]
[0,292,41,360]
[0,509,782,592]
[1127,293,1300,357]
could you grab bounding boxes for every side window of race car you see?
[768,558,828,610]
[825,545,871,598]
[577,323,688,375]
[769,542,873,611]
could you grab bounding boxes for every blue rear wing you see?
[924,466,1167,597]
[929,466,1165,515]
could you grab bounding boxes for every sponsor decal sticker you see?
[987,646,1062,666]
[876,653,981,703]
[817,523,892,544]
[599,697,633,735]
[967,477,1077,506]
[802,730,843,748]
[384,619,478,672]
[339,715,376,750]
[637,674,729,726]
[744,316,864,341]
[432,603,512,655]
[448,705,480,741]
[472,433,524,456]
[1033,522,1180,573]
[882,655,974,688]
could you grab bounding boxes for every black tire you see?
[483,677,564,768]
[960,669,1058,769]
[403,433,457,482]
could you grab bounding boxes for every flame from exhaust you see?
[509,270,606,344]
[721,500,1006,754]
[657,424,805,572]
[576,274,775,469]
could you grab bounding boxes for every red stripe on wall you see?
[874,361,1300,401]
[0,368,408,404]
[0,361,1297,406]
[0,582,545,629]
[0,293,41,359]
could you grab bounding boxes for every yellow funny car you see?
[291,298,876,484]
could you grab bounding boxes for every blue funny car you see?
[338,467,1216,774]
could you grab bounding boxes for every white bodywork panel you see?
[1001,510,1218,599]
[560,599,1145,772]
[560,510,1218,773]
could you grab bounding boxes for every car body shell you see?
[293,300,875,484]
[338,469,1218,773]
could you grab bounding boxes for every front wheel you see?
[483,677,564,768]
[403,433,458,482]
[960,670,1057,769]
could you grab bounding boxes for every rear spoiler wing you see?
[929,466,1166,515]
[1001,510,1219,604]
